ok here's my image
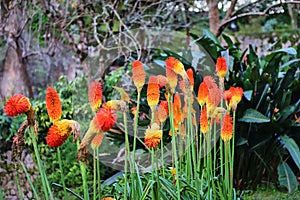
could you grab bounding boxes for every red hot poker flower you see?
[46,119,74,147]
[165,57,185,76]
[216,57,227,78]
[88,81,103,112]
[46,87,62,122]
[91,132,104,149]
[186,68,194,90]
[132,60,146,92]
[144,123,162,149]
[224,87,243,111]
[157,75,167,88]
[197,82,209,106]
[157,101,168,123]
[147,76,160,108]
[93,107,117,132]
[4,94,31,117]
[221,114,233,143]
[200,106,208,134]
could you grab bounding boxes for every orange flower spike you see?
[102,197,115,200]
[132,60,146,92]
[224,89,233,109]
[166,66,178,93]
[4,94,31,117]
[200,106,209,134]
[221,114,233,143]
[93,107,117,132]
[91,132,104,149]
[144,123,162,149]
[165,56,186,76]
[216,56,227,78]
[197,82,209,106]
[147,76,160,108]
[46,87,62,122]
[46,119,74,147]
[173,93,182,130]
[89,81,103,113]
[157,102,168,123]
[186,68,194,90]
[226,87,243,111]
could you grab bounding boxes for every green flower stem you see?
[231,111,236,192]
[77,141,89,200]
[160,122,165,178]
[133,90,141,169]
[20,161,39,200]
[220,137,224,177]
[123,112,130,200]
[15,164,23,200]
[168,94,181,200]
[57,147,67,200]
[224,142,230,198]
[29,127,52,200]
[213,120,217,178]
[151,148,155,199]
[93,148,97,200]
[96,148,101,200]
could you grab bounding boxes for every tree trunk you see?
[206,0,220,36]
[0,1,32,100]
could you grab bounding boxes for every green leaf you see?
[280,135,300,170]
[277,163,298,194]
[273,47,297,55]
[236,138,248,146]
[239,108,270,123]
[203,29,220,45]
[140,180,155,200]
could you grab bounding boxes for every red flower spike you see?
[4,94,31,117]
[93,107,117,132]
[132,60,146,91]
[46,87,62,122]
[216,57,227,78]
[88,81,103,112]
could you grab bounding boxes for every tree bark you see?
[0,1,32,100]
[206,0,220,36]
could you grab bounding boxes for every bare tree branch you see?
[216,0,300,37]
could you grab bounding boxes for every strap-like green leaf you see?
[239,108,270,123]
[280,135,300,170]
[277,163,298,194]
